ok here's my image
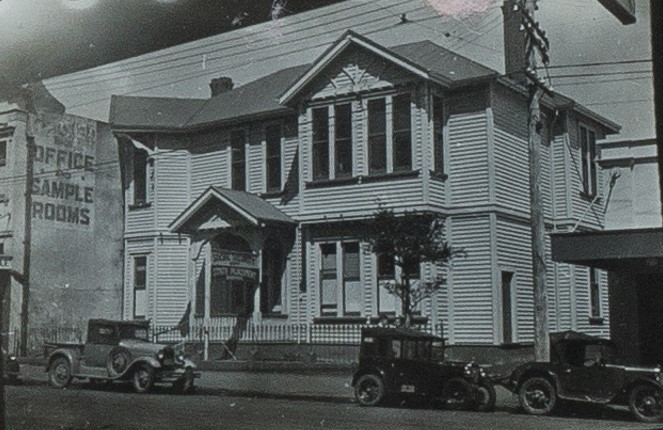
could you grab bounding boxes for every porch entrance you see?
[210,234,258,317]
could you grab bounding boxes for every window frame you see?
[432,95,445,176]
[589,268,602,319]
[500,271,516,344]
[265,123,282,192]
[0,139,7,167]
[132,146,148,206]
[132,255,148,319]
[367,98,387,175]
[342,241,361,316]
[334,103,353,178]
[392,93,412,172]
[312,107,330,181]
[319,242,338,316]
[231,129,247,191]
[579,124,598,197]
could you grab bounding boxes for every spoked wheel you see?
[442,378,474,410]
[474,381,497,412]
[173,368,195,394]
[628,384,663,423]
[49,357,72,389]
[108,347,131,377]
[132,364,155,394]
[354,374,385,406]
[519,377,556,415]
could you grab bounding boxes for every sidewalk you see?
[17,363,519,409]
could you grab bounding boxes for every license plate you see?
[400,384,415,393]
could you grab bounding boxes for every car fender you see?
[119,357,162,378]
[181,358,197,369]
[352,366,389,387]
[46,349,81,374]
[623,377,663,394]
[512,367,561,394]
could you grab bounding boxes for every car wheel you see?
[474,381,497,412]
[442,378,474,410]
[354,374,385,406]
[108,347,131,377]
[173,368,195,394]
[49,357,72,389]
[628,384,663,423]
[132,364,155,394]
[519,377,556,415]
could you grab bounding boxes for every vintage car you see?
[3,348,20,385]
[352,326,496,411]
[45,319,198,394]
[507,330,663,423]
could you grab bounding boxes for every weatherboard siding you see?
[154,237,190,326]
[448,215,494,344]
[447,111,490,207]
[126,205,155,234]
[155,150,190,230]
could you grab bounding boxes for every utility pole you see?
[519,0,551,361]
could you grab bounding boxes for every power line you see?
[550,70,652,79]
[547,58,652,69]
[582,98,652,107]
[553,75,652,87]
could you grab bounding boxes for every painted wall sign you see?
[28,112,97,229]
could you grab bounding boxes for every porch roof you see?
[550,228,663,272]
[169,186,295,234]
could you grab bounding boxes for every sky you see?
[0,0,655,142]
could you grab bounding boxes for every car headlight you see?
[176,353,185,363]
[157,351,165,362]
[7,354,16,362]
[656,372,663,383]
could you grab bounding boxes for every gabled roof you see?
[110,64,309,132]
[280,30,497,105]
[170,186,295,234]
[110,95,206,131]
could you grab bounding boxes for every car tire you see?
[173,368,195,394]
[354,374,385,406]
[519,377,556,415]
[49,357,72,389]
[474,381,497,412]
[132,364,155,394]
[628,384,663,423]
[108,347,131,377]
[442,378,474,410]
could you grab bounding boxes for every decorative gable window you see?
[392,93,412,171]
[579,125,597,197]
[231,129,247,191]
[265,124,282,192]
[312,107,330,180]
[334,103,353,178]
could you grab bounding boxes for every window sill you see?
[429,170,448,181]
[128,202,152,211]
[579,191,601,203]
[305,176,359,189]
[314,316,367,324]
[589,316,605,326]
[260,189,286,198]
[360,169,420,184]
[261,313,289,319]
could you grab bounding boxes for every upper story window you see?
[579,125,597,197]
[589,268,602,319]
[368,98,387,174]
[265,124,282,192]
[392,94,412,171]
[312,107,330,180]
[0,139,7,167]
[334,104,353,178]
[231,129,247,191]
[133,146,148,205]
[433,96,444,175]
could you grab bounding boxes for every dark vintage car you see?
[3,348,20,384]
[45,319,198,394]
[352,327,496,411]
[507,330,663,423]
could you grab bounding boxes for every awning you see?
[170,186,296,234]
[551,228,663,273]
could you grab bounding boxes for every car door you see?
[82,323,117,370]
[558,343,622,400]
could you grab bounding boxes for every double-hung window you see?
[265,124,282,192]
[312,107,330,180]
[579,125,597,196]
[433,96,444,174]
[392,94,412,171]
[0,139,7,167]
[377,253,396,314]
[589,268,602,319]
[231,130,247,191]
[133,147,148,205]
[334,104,353,178]
[368,99,387,174]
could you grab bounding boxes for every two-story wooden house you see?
[109,31,619,352]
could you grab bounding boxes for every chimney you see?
[502,0,527,84]
[209,77,234,97]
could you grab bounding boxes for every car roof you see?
[89,319,150,327]
[361,327,443,341]
[550,330,614,346]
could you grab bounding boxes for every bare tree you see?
[362,209,462,328]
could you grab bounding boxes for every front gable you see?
[305,46,419,101]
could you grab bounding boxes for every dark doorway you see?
[637,274,663,365]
